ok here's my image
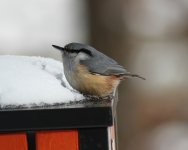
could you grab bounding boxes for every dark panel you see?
[79,128,109,150]
[0,107,112,132]
[27,131,36,150]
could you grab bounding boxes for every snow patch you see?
[0,55,84,106]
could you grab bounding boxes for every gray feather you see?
[104,65,127,75]
[80,48,127,76]
[55,43,128,76]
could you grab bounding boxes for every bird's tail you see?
[121,72,146,80]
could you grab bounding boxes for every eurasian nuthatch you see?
[52,43,145,96]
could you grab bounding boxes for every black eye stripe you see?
[64,48,92,56]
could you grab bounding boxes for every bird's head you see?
[52,43,93,63]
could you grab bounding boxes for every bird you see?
[52,43,145,97]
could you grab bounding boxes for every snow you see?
[0,55,84,107]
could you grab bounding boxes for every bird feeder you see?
[0,97,117,150]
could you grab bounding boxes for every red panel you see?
[0,133,28,150]
[36,130,79,150]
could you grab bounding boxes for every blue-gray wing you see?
[80,51,127,76]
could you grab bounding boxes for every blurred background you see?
[1,0,188,149]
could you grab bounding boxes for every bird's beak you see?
[52,45,66,51]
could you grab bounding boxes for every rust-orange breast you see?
[73,64,120,96]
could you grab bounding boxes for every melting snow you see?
[0,55,84,107]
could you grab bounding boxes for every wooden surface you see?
[36,130,78,150]
[0,133,27,150]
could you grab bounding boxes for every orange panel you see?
[0,133,28,150]
[36,130,79,150]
